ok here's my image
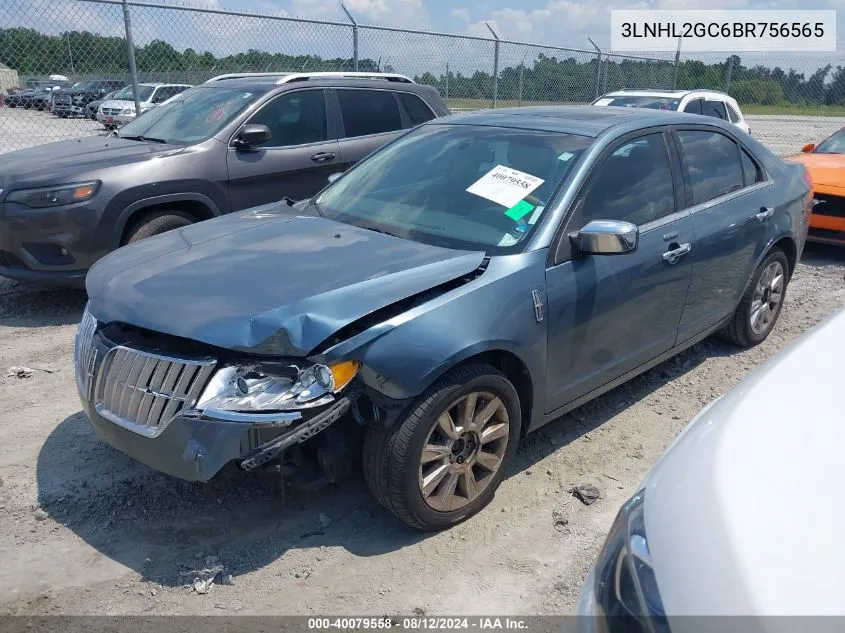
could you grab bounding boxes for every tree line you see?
[2,27,844,106]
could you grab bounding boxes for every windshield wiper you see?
[119,135,168,144]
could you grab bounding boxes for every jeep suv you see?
[52,79,126,118]
[0,72,450,287]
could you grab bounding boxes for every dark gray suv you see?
[0,72,450,287]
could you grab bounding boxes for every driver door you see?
[544,130,696,412]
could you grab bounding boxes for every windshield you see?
[70,81,98,91]
[117,86,266,144]
[315,124,593,254]
[595,95,680,110]
[813,130,845,154]
[113,85,154,101]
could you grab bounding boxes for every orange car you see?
[790,128,845,245]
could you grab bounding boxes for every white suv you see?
[592,89,750,135]
[97,82,192,128]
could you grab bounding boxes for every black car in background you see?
[53,79,126,118]
[0,72,450,287]
[6,85,57,110]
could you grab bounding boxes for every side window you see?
[703,100,728,120]
[676,130,744,204]
[397,92,436,127]
[740,147,762,186]
[247,90,328,148]
[726,103,741,123]
[581,133,675,227]
[337,89,402,138]
[683,99,703,115]
[152,87,175,103]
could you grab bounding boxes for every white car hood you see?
[643,307,845,615]
[100,99,134,109]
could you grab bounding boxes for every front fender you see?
[312,250,550,429]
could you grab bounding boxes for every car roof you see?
[197,75,431,93]
[433,105,726,138]
[602,88,736,101]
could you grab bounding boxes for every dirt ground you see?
[1,243,843,616]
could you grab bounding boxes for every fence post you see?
[588,37,601,99]
[725,55,734,93]
[671,36,681,90]
[486,23,499,108]
[341,4,359,72]
[121,0,141,116]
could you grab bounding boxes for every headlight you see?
[196,360,361,414]
[120,107,134,115]
[5,181,100,208]
[592,490,669,633]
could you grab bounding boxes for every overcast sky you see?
[7,0,845,76]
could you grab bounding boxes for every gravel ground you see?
[1,244,843,616]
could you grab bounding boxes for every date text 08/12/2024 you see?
[307,618,529,630]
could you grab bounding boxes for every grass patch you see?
[741,104,845,117]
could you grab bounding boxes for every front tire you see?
[363,364,521,531]
[720,248,789,348]
[124,211,193,244]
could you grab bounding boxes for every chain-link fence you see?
[2,0,844,155]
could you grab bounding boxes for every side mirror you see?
[234,124,271,149]
[801,143,815,153]
[327,172,343,184]
[569,219,639,256]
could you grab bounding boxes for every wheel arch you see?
[389,345,538,436]
[770,234,797,280]
[115,193,222,245]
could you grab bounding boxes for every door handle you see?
[311,152,336,162]
[756,207,774,221]
[663,243,691,264]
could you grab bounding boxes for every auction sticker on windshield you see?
[466,165,544,208]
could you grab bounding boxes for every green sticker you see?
[505,200,535,221]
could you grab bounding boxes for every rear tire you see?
[363,363,521,531]
[124,211,193,244]
[720,248,789,348]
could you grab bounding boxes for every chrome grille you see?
[73,307,98,401]
[101,107,120,116]
[53,94,71,106]
[95,346,216,438]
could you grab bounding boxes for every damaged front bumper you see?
[74,311,355,483]
[81,394,351,482]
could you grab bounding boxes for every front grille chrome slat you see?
[94,345,216,438]
[73,307,99,401]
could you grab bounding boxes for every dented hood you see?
[86,207,485,356]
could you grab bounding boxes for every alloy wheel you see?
[750,260,785,335]
[418,391,510,512]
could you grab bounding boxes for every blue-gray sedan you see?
[75,105,812,530]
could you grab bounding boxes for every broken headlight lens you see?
[196,360,361,412]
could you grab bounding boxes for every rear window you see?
[676,130,743,204]
[594,95,680,110]
[337,89,403,138]
[397,92,436,127]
